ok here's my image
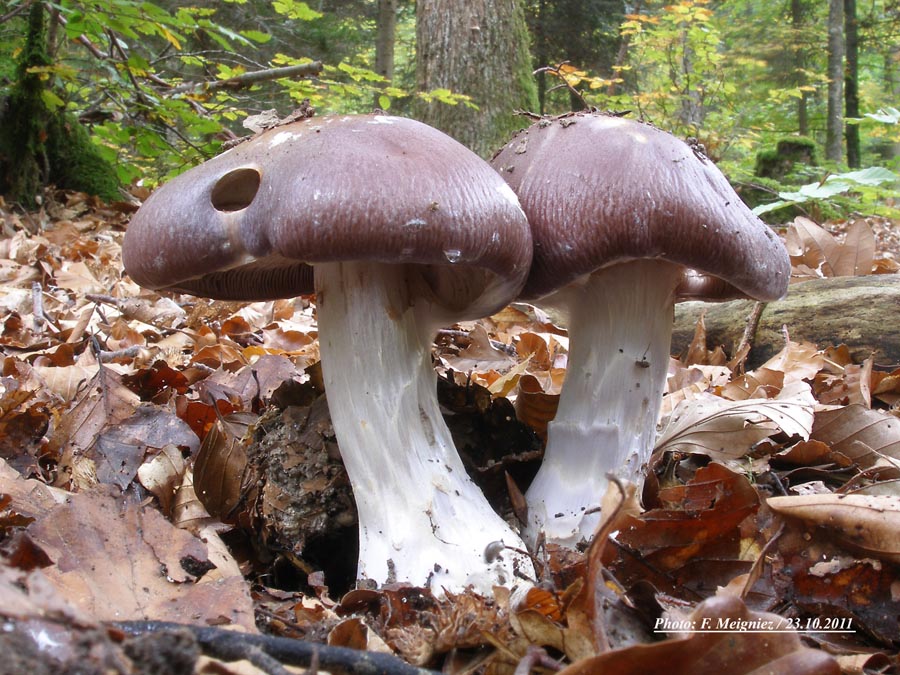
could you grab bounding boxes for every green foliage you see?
[0,0,426,191]
[752,167,900,219]
[0,0,897,197]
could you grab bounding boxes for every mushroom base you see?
[315,260,533,593]
[524,259,682,548]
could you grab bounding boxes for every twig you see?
[31,282,45,333]
[168,62,324,95]
[0,0,36,24]
[114,621,440,675]
[736,300,766,355]
[532,62,590,111]
[513,645,563,675]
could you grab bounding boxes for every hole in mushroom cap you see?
[210,167,261,212]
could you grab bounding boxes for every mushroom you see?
[123,114,535,592]
[491,112,790,548]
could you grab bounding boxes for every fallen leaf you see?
[655,381,815,460]
[810,405,900,468]
[24,489,256,627]
[556,594,838,674]
[767,493,900,563]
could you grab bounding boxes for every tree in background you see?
[415,0,538,156]
[525,0,626,114]
[0,2,119,205]
[845,0,860,168]
[826,0,845,162]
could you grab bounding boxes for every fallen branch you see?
[672,275,900,367]
[115,621,440,675]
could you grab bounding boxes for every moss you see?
[0,3,118,205]
[734,176,782,208]
[0,3,51,204]
[46,115,120,201]
[754,135,819,180]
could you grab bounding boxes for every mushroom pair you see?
[491,112,790,548]
[124,111,790,590]
[123,114,536,592]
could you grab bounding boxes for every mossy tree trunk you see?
[0,3,119,206]
[415,0,539,157]
[0,2,52,205]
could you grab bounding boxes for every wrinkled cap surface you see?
[123,114,532,316]
[491,112,790,301]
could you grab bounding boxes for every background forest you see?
[0,0,899,217]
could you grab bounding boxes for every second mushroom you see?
[491,112,791,548]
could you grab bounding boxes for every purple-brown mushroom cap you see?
[490,112,789,302]
[123,114,532,318]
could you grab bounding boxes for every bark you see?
[825,0,845,162]
[844,0,860,168]
[375,0,397,82]
[671,276,900,368]
[415,0,538,157]
[791,0,809,136]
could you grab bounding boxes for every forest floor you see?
[0,189,898,674]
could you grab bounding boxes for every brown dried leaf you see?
[91,404,199,489]
[556,595,839,675]
[136,444,187,515]
[655,381,815,460]
[768,494,900,563]
[193,413,255,523]
[443,324,516,374]
[49,365,141,489]
[810,405,900,468]
[513,373,559,441]
[24,489,255,627]
[832,219,876,277]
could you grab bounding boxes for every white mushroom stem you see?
[524,259,683,548]
[315,260,533,593]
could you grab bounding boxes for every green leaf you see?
[378,94,391,110]
[40,89,65,111]
[752,200,792,217]
[271,0,322,21]
[240,30,271,43]
[865,107,900,125]
[836,167,898,187]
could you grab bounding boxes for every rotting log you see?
[672,275,900,368]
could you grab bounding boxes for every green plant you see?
[752,167,900,218]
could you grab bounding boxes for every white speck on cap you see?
[269,130,301,148]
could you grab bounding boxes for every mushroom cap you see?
[123,114,532,317]
[490,112,790,302]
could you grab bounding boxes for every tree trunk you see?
[825,0,844,162]
[671,276,900,369]
[375,0,397,82]
[791,0,809,136]
[844,0,860,168]
[0,3,51,205]
[415,0,538,157]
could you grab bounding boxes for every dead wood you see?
[672,275,900,368]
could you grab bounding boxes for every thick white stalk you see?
[524,259,683,548]
[315,261,533,592]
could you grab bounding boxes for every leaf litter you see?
[0,192,897,673]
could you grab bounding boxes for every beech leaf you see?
[767,494,900,563]
[655,381,815,459]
